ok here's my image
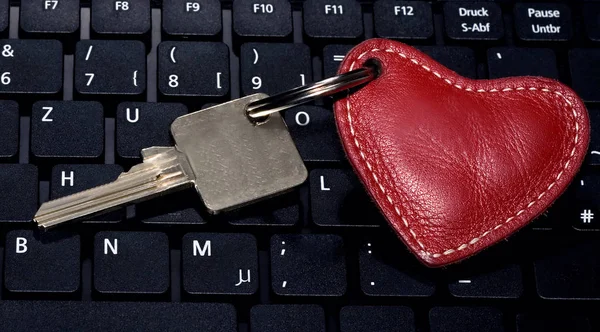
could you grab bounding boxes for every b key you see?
[34,94,308,229]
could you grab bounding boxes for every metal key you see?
[34,94,308,229]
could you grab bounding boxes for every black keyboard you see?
[0,0,599,331]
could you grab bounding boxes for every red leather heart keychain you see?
[333,39,590,267]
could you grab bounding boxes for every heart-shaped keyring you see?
[333,39,589,267]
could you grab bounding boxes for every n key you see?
[0,40,62,95]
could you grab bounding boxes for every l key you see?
[34,94,307,229]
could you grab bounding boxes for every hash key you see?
[4,230,80,293]
[92,0,151,36]
[443,2,503,41]
[116,102,187,162]
[240,43,311,96]
[0,39,63,95]
[94,231,170,294]
[20,0,80,37]
[182,233,258,295]
[31,101,104,161]
[75,40,146,96]
[0,164,38,223]
[0,100,18,160]
[158,41,229,98]
[233,0,292,38]
[304,0,363,39]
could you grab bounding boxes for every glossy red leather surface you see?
[334,39,590,267]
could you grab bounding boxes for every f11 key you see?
[34,94,308,229]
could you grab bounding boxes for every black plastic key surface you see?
[240,43,311,96]
[91,0,151,36]
[31,101,104,161]
[359,240,435,297]
[310,169,382,227]
[0,100,18,160]
[569,174,600,231]
[182,233,258,295]
[374,1,433,40]
[340,306,416,332]
[226,192,300,226]
[233,0,292,38]
[94,231,170,294]
[584,4,600,42]
[303,0,363,39]
[587,108,600,165]
[139,188,206,224]
[535,239,600,299]
[0,164,38,223]
[116,102,187,162]
[417,46,476,78]
[162,0,222,37]
[4,230,80,293]
[514,3,572,42]
[51,164,124,223]
[516,315,591,332]
[251,305,326,332]
[429,307,505,332]
[443,2,503,41]
[448,263,523,298]
[569,49,600,103]
[0,0,7,36]
[271,234,347,296]
[487,47,558,79]
[20,0,80,36]
[158,41,229,98]
[323,44,354,78]
[74,40,146,96]
[285,106,345,162]
[0,301,237,331]
[0,39,62,94]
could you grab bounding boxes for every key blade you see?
[34,148,194,230]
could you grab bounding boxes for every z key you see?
[34,94,307,229]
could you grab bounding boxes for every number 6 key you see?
[34,94,308,229]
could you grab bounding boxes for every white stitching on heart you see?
[345,48,580,258]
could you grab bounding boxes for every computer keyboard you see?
[0,0,599,331]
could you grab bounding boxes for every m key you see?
[34,94,307,229]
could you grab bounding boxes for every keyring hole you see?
[363,58,382,78]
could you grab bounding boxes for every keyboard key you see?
[323,44,354,78]
[514,3,572,42]
[0,0,7,37]
[251,305,326,332]
[0,100,18,160]
[182,233,258,295]
[448,263,523,298]
[226,192,300,226]
[373,1,433,40]
[91,0,151,36]
[240,43,311,96]
[340,306,416,332]
[162,0,222,37]
[233,0,292,38]
[50,164,124,223]
[303,0,363,39]
[587,109,600,165]
[418,46,476,78]
[271,234,347,296]
[584,4,600,42]
[158,41,229,98]
[535,239,600,299]
[487,47,558,79]
[116,102,187,162]
[569,49,600,103]
[443,2,503,41]
[31,101,104,161]
[0,301,237,331]
[4,230,80,293]
[429,307,504,332]
[20,0,79,38]
[516,315,591,332]
[359,240,435,297]
[0,164,38,223]
[0,39,62,95]
[75,40,146,97]
[94,231,170,294]
[139,188,206,224]
[310,169,382,227]
[285,106,345,162]
[569,174,600,231]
